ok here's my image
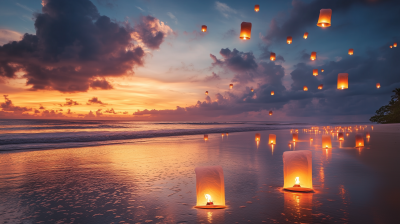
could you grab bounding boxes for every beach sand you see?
[0,124,399,223]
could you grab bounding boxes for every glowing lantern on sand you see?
[338,132,344,141]
[240,22,252,40]
[270,52,276,61]
[229,84,233,89]
[310,52,317,61]
[251,88,254,92]
[322,135,332,148]
[394,43,397,47]
[194,166,226,208]
[292,133,299,142]
[201,25,207,32]
[271,91,275,95]
[337,73,349,90]
[269,134,276,145]
[269,111,273,116]
[355,134,364,147]
[313,69,318,76]
[318,84,323,90]
[205,91,208,95]
[348,49,354,55]
[376,83,380,89]
[303,86,308,91]
[204,135,208,141]
[255,133,261,141]
[283,150,313,192]
[254,5,259,12]
[303,32,308,39]
[317,9,332,27]
[287,36,292,44]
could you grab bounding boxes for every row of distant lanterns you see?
[202,5,396,113]
[196,125,371,208]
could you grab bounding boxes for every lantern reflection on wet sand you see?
[269,134,276,144]
[322,135,332,148]
[310,52,317,61]
[269,111,273,116]
[270,52,276,61]
[240,22,252,40]
[313,69,318,76]
[318,84,323,90]
[337,73,349,90]
[376,83,380,89]
[204,135,208,141]
[303,32,308,39]
[303,86,308,91]
[292,133,299,142]
[194,166,226,208]
[348,49,354,55]
[271,91,275,95]
[201,25,207,32]
[283,150,313,192]
[317,9,332,27]
[229,84,233,89]
[284,191,313,223]
[254,5,259,12]
[338,132,344,141]
[255,133,261,141]
[287,36,292,44]
[355,134,364,147]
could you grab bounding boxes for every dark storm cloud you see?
[0,0,172,93]
[263,0,397,44]
[211,48,257,71]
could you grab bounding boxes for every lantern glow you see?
[376,83,380,89]
[269,111,273,116]
[322,135,332,148]
[317,9,332,27]
[355,134,364,148]
[287,36,292,44]
[205,91,208,95]
[348,49,354,55]
[269,134,276,145]
[201,25,207,33]
[283,150,313,192]
[194,166,226,208]
[337,73,349,90]
[204,135,208,141]
[270,52,276,61]
[229,84,233,89]
[321,69,324,72]
[254,5,259,12]
[313,69,318,76]
[303,86,308,91]
[390,46,393,48]
[240,22,252,40]
[271,91,275,95]
[251,88,254,92]
[318,84,323,90]
[338,132,344,141]
[292,133,298,142]
[303,32,308,39]
[255,133,260,141]
[394,43,397,47]
[310,52,317,61]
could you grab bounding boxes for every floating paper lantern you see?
[390,46,393,48]
[317,9,332,27]
[283,150,313,192]
[355,134,364,147]
[303,86,308,91]
[251,88,254,92]
[348,49,354,55]
[269,111,273,116]
[254,5,259,12]
[337,73,349,90]
[194,166,226,208]
[204,135,208,141]
[287,36,292,44]
[255,133,261,141]
[229,84,233,89]
[269,134,276,145]
[318,84,323,90]
[322,135,332,148]
[292,133,298,142]
[271,91,275,95]
[321,69,324,72]
[313,69,318,76]
[201,25,207,32]
[240,22,252,40]
[376,83,380,89]
[310,52,317,61]
[270,52,276,61]
[303,32,308,39]
[338,132,344,141]
[205,91,208,95]
[394,43,397,47]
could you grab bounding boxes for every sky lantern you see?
[271,91,275,95]
[205,91,208,95]
[254,5,259,12]
[201,25,207,32]
[270,52,276,61]
[318,84,323,90]
[348,49,354,55]
[292,133,299,142]
[313,69,318,76]
[269,111,273,116]
[322,135,332,148]
[376,83,380,89]
[255,133,261,142]
[337,73,349,90]
[303,86,308,91]
[194,166,226,208]
[390,45,393,48]
[394,42,397,47]
[251,88,254,92]
[338,132,344,141]
[229,84,233,89]
[321,69,324,72]
[317,9,332,27]
[355,134,364,147]
[287,36,292,44]
[204,135,208,141]
[303,32,308,39]
[283,150,313,192]
[310,52,317,61]
[269,134,276,145]
[240,22,252,40]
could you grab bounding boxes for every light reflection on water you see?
[0,127,399,223]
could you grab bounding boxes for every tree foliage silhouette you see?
[370,88,400,123]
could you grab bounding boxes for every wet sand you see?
[0,124,399,223]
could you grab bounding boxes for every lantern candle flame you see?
[205,194,213,205]
[294,177,301,187]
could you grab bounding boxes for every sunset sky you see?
[1,0,399,121]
